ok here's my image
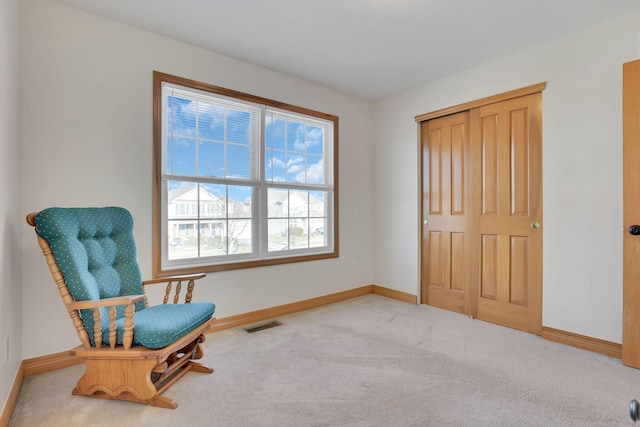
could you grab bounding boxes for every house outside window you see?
[153,72,339,275]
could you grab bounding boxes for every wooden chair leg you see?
[184,335,212,372]
[189,361,214,373]
[192,335,206,359]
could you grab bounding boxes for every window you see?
[153,72,338,275]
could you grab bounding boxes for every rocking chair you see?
[27,207,216,409]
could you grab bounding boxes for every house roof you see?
[269,190,323,206]
[168,186,223,203]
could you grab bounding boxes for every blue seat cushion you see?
[103,302,216,349]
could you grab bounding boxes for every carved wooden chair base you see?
[72,388,180,410]
[71,330,213,409]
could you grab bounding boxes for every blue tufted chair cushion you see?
[103,302,215,349]
[35,207,214,348]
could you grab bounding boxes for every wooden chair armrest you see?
[142,273,206,286]
[142,273,206,305]
[66,295,143,351]
[66,294,145,310]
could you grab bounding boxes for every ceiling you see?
[56,0,640,100]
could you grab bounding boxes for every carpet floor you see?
[10,294,640,426]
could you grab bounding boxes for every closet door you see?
[469,93,542,333]
[623,59,640,368]
[421,111,471,315]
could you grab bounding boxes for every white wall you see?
[373,9,640,343]
[20,0,375,358]
[20,0,639,363]
[0,0,23,410]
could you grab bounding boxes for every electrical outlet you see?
[4,336,9,363]
[351,261,357,273]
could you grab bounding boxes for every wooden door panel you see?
[429,128,442,214]
[422,112,470,314]
[428,231,466,312]
[476,299,529,332]
[478,216,533,233]
[496,235,510,303]
[481,234,498,299]
[441,235,451,290]
[623,59,640,367]
[509,235,528,306]
[481,115,499,216]
[428,231,443,287]
[471,93,542,334]
[429,231,467,292]
[510,109,530,216]
[450,232,465,292]
[451,123,466,215]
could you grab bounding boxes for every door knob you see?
[629,225,640,236]
[531,222,540,230]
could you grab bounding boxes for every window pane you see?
[309,191,325,217]
[289,219,308,249]
[165,88,258,181]
[199,183,226,219]
[306,125,323,155]
[167,221,198,260]
[306,155,324,185]
[198,141,224,178]
[200,219,252,256]
[266,117,285,150]
[310,218,326,248]
[286,121,304,151]
[290,191,308,218]
[226,109,251,144]
[199,221,223,257]
[271,150,286,182]
[228,185,252,218]
[266,189,328,253]
[167,181,254,260]
[168,181,197,219]
[172,138,196,176]
[268,188,288,217]
[198,103,225,141]
[227,144,250,179]
[171,97,196,137]
[268,219,289,252]
[264,111,331,186]
[227,220,252,254]
[286,153,305,183]
[167,181,198,260]
[205,184,253,254]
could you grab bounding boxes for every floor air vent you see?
[244,320,282,333]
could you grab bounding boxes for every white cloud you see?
[296,158,324,184]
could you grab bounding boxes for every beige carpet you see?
[10,295,640,426]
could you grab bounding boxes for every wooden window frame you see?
[152,71,339,276]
